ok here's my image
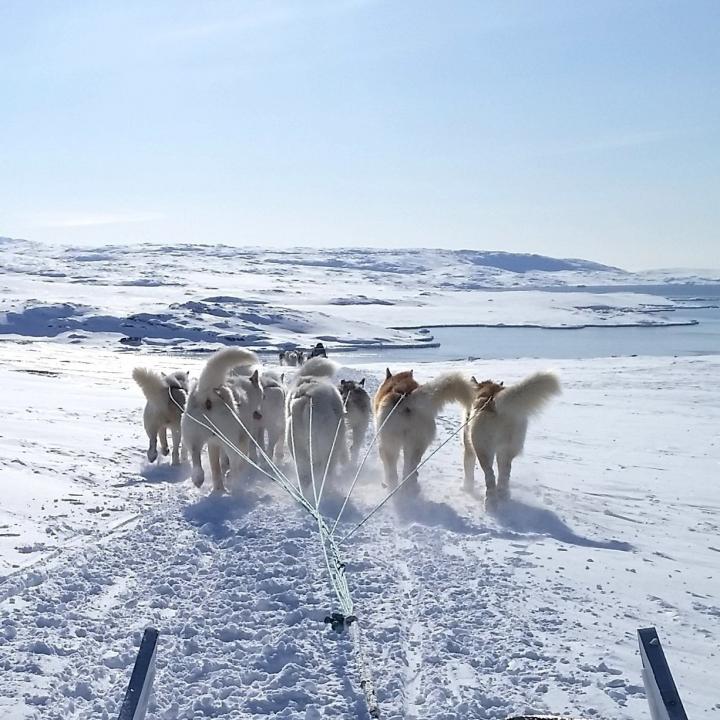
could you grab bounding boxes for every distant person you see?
[309,342,327,359]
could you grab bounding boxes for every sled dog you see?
[339,378,371,464]
[462,372,560,504]
[252,370,286,464]
[374,368,474,489]
[286,357,348,489]
[181,348,260,493]
[132,368,189,465]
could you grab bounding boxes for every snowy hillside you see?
[1,238,717,353]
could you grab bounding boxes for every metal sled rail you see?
[117,627,688,719]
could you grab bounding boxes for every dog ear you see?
[359,378,365,387]
[205,398,212,410]
[470,375,479,385]
[385,368,392,379]
[499,381,504,387]
[250,369,259,384]
[161,371,166,377]
[410,369,414,376]
[280,373,285,383]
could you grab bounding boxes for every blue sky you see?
[0,0,718,269]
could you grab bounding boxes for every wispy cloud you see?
[154,0,381,44]
[549,129,675,156]
[36,211,164,228]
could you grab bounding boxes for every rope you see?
[340,396,493,544]
[174,386,381,717]
[331,392,406,535]
[316,392,350,510]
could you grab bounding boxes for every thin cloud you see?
[549,129,675,155]
[155,0,380,43]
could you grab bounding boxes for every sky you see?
[0,0,718,270]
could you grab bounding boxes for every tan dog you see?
[374,368,473,490]
[463,372,560,504]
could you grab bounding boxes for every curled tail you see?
[420,372,475,412]
[494,371,561,418]
[197,348,258,391]
[132,368,167,402]
[293,357,339,381]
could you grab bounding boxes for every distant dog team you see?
[133,347,561,505]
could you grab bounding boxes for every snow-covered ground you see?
[3,238,719,354]
[0,339,718,719]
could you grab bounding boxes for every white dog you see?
[181,347,260,493]
[373,368,473,490]
[286,357,348,490]
[257,370,286,464]
[339,378,371,464]
[132,368,189,465]
[462,372,561,504]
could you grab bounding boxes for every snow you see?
[1,239,718,718]
[0,338,718,719]
[2,238,717,354]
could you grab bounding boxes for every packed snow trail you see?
[1,344,719,718]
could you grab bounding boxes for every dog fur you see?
[374,368,474,489]
[181,347,260,493]
[339,378,371,464]
[256,370,286,464]
[462,371,561,504]
[286,357,348,490]
[132,368,189,465]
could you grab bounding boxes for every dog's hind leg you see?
[189,444,205,487]
[496,449,514,500]
[292,442,311,490]
[208,443,225,493]
[350,423,367,465]
[272,427,286,465]
[473,441,497,507]
[158,426,170,457]
[462,428,476,491]
[228,434,249,480]
[378,439,400,489]
[402,439,425,492]
[170,423,182,466]
[143,412,159,463]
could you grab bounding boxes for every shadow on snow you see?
[489,498,633,551]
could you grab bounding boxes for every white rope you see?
[315,392,350,511]
[217,395,294,489]
[173,384,380,716]
[331,392,406,535]
[340,400,489,544]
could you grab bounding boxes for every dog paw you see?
[484,489,498,512]
[147,448,158,463]
[192,470,205,488]
[160,446,170,456]
[171,456,181,466]
[498,486,511,501]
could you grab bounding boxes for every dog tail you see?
[197,348,259,391]
[293,357,338,381]
[132,367,168,402]
[494,371,561,418]
[420,372,475,412]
